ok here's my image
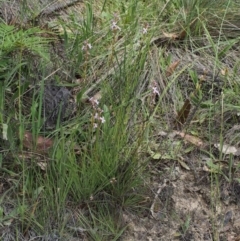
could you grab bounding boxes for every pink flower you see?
[89,97,99,107]
[143,27,148,34]
[111,21,121,31]
[142,23,149,34]
[94,113,99,119]
[152,86,160,96]
[82,41,92,51]
[99,116,106,123]
[87,43,92,49]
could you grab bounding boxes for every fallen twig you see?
[150,179,167,219]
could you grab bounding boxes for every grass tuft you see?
[1,0,240,240]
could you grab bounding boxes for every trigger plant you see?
[90,97,105,130]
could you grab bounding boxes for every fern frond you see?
[0,23,53,60]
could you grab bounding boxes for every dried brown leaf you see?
[174,99,191,130]
[36,135,53,152]
[22,131,34,150]
[162,31,179,40]
[151,29,186,47]
[162,29,186,41]
[36,161,48,171]
[23,131,53,153]
[176,131,204,147]
[178,159,190,170]
[221,68,228,76]
[178,29,187,40]
[166,60,180,77]
[214,143,240,156]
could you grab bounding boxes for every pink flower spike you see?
[93,123,98,129]
[94,113,99,119]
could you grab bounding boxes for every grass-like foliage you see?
[1,0,240,240]
[0,1,150,239]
